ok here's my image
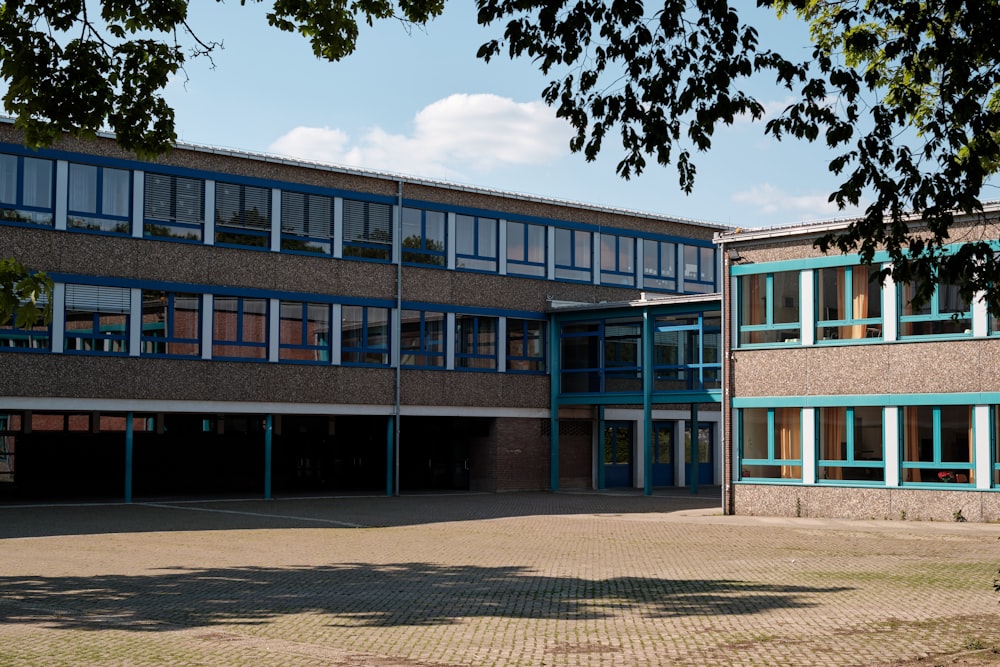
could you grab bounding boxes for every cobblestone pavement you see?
[1,489,1000,666]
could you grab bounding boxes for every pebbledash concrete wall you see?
[733,484,1000,522]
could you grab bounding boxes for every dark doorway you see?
[399,417,484,491]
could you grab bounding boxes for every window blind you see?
[65,285,131,313]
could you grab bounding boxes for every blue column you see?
[264,414,273,500]
[597,406,606,490]
[549,316,560,491]
[690,403,700,495]
[124,412,134,504]
[386,416,394,496]
[642,309,654,496]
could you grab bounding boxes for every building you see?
[0,122,726,501]
[717,212,1000,522]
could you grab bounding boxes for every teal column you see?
[597,406,606,489]
[642,309,654,496]
[264,414,273,500]
[386,416,394,496]
[124,412,134,504]
[549,316,560,491]
[690,403,699,495]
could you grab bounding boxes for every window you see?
[215,182,271,248]
[994,406,1000,486]
[739,407,802,480]
[456,214,498,272]
[738,271,800,345]
[901,405,973,484]
[343,199,393,260]
[600,234,635,286]
[141,290,200,357]
[341,306,390,365]
[400,309,445,368]
[507,319,545,372]
[0,154,54,226]
[900,281,972,337]
[281,191,333,255]
[401,207,446,266]
[683,246,716,293]
[64,285,131,355]
[653,312,722,391]
[279,301,331,363]
[212,296,268,360]
[66,163,131,234]
[643,239,677,292]
[0,295,50,351]
[455,315,498,370]
[816,265,883,341]
[559,321,601,393]
[603,318,642,392]
[144,173,205,241]
[554,228,592,281]
[817,406,884,482]
[507,221,546,277]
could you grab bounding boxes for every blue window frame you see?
[506,319,545,373]
[141,290,201,358]
[144,172,205,241]
[900,281,972,337]
[603,318,642,392]
[64,285,131,355]
[456,214,498,272]
[653,312,721,391]
[559,321,602,393]
[401,207,446,266]
[343,199,393,261]
[66,163,131,234]
[279,301,331,363]
[212,296,268,360]
[400,309,445,368]
[215,182,271,249]
[281,191,333,255]
[0,300,50,352]
[683,245,716,293]
[816,406,884,483]
[600,234,635,286]
[554,228,592,282]
[342,305,390,366]
[642,239,677,292]
[455,314,498,370]
[507,221,546,277]
[737,271,800,345]
[0,153,54,226]
[739,407,802,481]
[815,265,883,342]
[901,405,974,485]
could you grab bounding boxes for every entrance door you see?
[603,421,633,488]
[685,422,714,485]
[651,421,675,486]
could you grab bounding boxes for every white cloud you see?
[268,94,572,179]
[732,183,860,221]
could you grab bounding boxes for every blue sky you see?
[159,3,862,228]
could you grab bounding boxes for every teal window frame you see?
[66,162,132,235]
[738,407,803,482]
[0,153,54,227]
[815,265,883,342]
[143,172,205,242]
[737,271,801,347]
[899,281,972,338]
[653,312,721,391]
[900,405,974,486]
[815,406,885,484]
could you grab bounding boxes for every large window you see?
[643,239,677,292]
[343,199,393,260]
[507,221,546,277]
[560,321,601,392]
[143,173,205,241]
[600,234,635,286]
[738,271,800,345]
[212,296,268,360]
[901,405,973,484]
[215,183,271,248]
[341,306,390,366]
[653,312,721,391]
[0,296,50,351]
[683,246,715,293]
[66,163,131,234]
[64,285,131,355]
[400,309,445,368]
[900,281,972,337]
[603,318,642,392]
[816,265,883,341]
[281,192,333,255]
[739,407,802,481]
[456,214,498,272]
[455,315,498,370]
[401,207,446,266]
[141,291,200,357]
[507,319,545,372]
[279,301,331,363]
[817,406,884,482]
[554,228,592,282]
[0,154,54,226]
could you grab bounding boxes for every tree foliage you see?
[2,0,1000,310]
[0,259,52,329]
